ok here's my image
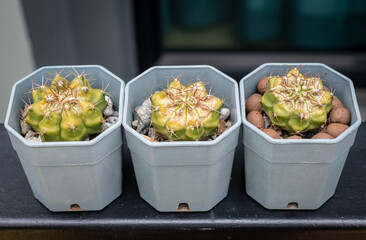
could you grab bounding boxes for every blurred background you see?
[1,0,366,122]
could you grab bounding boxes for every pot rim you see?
[4,65,125,148]
[122,65,241,147]
[240,62,362,144]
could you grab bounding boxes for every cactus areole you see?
[24,72,108,141]
[261,68,333,133]
[150,76,223,141]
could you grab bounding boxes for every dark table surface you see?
[1,124,366,240]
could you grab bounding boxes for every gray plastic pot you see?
[240,63,362,210]
[5,65,124,212]
[123,65,241,212]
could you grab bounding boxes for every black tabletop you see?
[1,124,366,239]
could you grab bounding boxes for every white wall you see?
[0,0,35,123]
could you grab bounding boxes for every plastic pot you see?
[240,63,362,210]
[123,65,241,212]
[5,65,125,212]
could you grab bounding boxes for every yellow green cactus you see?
[261,68,333,133]
[150,76,223,141]
[24,71,108,141]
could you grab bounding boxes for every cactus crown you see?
[261,68,333,133]
[24,70,108,142]
[150,75,223,141]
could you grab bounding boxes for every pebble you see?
[142,98,152,110]
[329,107,350,125]
[106,116,119,124]
[141,128,149,135]
[20,119,32,135]
[20,106,28,119]
[287,135,302,139]
[246,94,262,112]
[312,132,334,139]
[217,120,227,135]
[262,128,281,139]
[326,123,349,138]
[332,97,343,109]
[263,115,271,129]
[103,96,114,117]
[247,111,265,129]
[132,120,139,129]
[27,136,41,143]
[24,130,37,139]
[133,106,151,133]
[276,130,282,136]
[257,76,269,95]
[225,120,232,128]
[219,108,230,121]
[102,122,113,132]
[112,111,119,117]
[147,128,156,138]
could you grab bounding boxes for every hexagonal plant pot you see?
[240,63,362,210]
[123,65,241,212]
[5,65,125,212]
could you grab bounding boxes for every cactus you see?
[150,76,223,141]
[24,71,108,141]
[261,68,333,133]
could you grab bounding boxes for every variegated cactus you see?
[150,76,223,141]
[24,71,108,141]
[261,68,333,133]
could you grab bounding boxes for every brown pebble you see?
[246,93,262,112]
[312,132,335,139]
[262,128,281,139]
[257,76,269,95]
[247,111,265,129]
[287,135,302,139]
[330,107,351,125]
[217,120,227,135]
[323,86,330,92]
[326,123,349,138]
[332,96,343,109]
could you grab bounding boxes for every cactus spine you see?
[261,68,333,133]
[24,71,108,141]
[150,76,223,141]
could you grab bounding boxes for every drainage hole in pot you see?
[69,204,82,211]
[286,202,299,209]
[177,203,190,211]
